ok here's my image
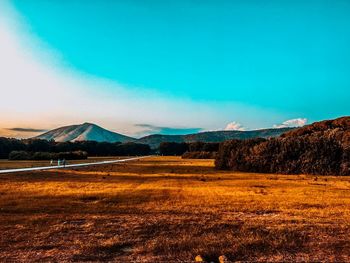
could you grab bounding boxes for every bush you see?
[215,135,347,175]
[188,142,219,152]
[9,151,88,160]
[0,138,26,159]
[160,142,219,157]
[9,151,31,160]
[0,137,150,158]
[182,151,216,159]
[114,143,151,156]
[159,142,188,156]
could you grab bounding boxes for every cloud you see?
[273,118,307,128]
[7,128,47,133]
[134,124,202,137]
[224,121,245,131]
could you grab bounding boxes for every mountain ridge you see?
[34,123,295,148]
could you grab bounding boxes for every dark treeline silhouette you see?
[159,142,188,156]
[9,150,88,160]
[215,117,350,175]
[159,141,219,158]
[0,137,26,159]
[182,141,219,159]
[0,138,151,159]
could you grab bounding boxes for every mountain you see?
[34,123,294,147]
[137,128,294,148]
[34,123,135,143]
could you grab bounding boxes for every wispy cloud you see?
[7,128,47,133]
[0,0,287,138]
[134,124,202,137]
[224,121,245,131]
[273,118,307,128]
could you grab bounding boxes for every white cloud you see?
[224,121,245,131]
[273,118,307,128]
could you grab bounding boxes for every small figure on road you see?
[62,159,66,167]
[50,159,53,166]
[58,159,61,166]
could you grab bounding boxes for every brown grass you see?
[0,157,126,170]
[0,156,350,262]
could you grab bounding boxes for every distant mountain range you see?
[34,122,294,148]
[137,128,294,148]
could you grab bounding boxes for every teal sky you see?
[0,0,349,137]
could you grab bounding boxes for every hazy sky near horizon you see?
[0,0,349,138]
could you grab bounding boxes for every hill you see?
[138,128,294,148]
[34,123,294,147]
[216,116,350,175]
[35,123,135,143]
[281,116,350,148]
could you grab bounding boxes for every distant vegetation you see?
[2,117,349,175]
[159,141,219,158]
[140,127,293,148]
[0,138,151,159]
[9,150,88,160]
[159,117,350,175]
[159,142,188,156]
[215,117,350,175]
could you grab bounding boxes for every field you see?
[0,157,126,170]
[0,156,350,262]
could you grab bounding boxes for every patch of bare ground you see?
[0,156,350,262]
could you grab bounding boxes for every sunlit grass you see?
[0,156,350,262]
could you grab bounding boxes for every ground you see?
[0,156,350,262]
[0,157,125,170]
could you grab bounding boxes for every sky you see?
[0,0,349,138]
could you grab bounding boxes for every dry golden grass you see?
[0,157,126,170]
[0,156,350,262]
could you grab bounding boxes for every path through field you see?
[0,156,149,174]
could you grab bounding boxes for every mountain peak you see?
[35,123,135,143]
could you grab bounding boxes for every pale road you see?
[0,156,150,174]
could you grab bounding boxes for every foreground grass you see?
[0,156,350,262]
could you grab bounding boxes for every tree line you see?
[9,150,88,160]
[215,131,349,176]
[159,141,219,158]
[158,116,350,176]
[0,138,151,159]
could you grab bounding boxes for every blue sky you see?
[0,0,349,137]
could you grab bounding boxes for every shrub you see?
[9,151,31,160]
[160,142,219,157]
[159,142,188,156]
[215,135,347,175]
[182,151,216,159]
[9,151,88,160]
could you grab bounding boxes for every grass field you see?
[0,157,126,170]
[0,156,350,262]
